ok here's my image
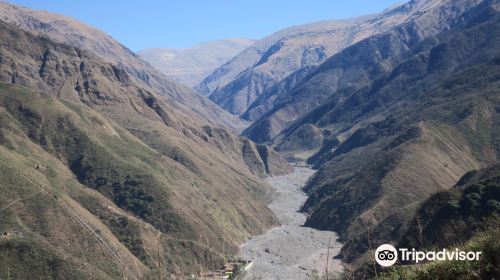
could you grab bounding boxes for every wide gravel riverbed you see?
[237,167,343,280]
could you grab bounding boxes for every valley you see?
[0,0,499,279]
[238,167,343,280]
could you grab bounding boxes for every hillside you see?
[197,0,464,117]
[0,18,291,279]
[370,164,500,279]
[2,0,500,278]
[138,38,255,87]
[288,0,500,275]
[243,0,486,144]
[338,161,500,276]
[0,2,246,131]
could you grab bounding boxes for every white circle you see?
[375,244,398,267]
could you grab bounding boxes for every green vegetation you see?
[76,195,147,262]
[106,216,147,262]
[378,217,500,280]
[0,51,278,276]
[229,263,242,279]
[400,173,500,250]
[113,176,154,219]
[0,83,189,236]
[366,164,500,279]
[0,12,283,278]
[0,238,87,280]
[0,83,194,277]
[70,149,157,221]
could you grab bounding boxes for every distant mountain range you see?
[138,38,255,87]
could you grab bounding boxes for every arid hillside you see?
[0,1,246,131]
[0,18,291,279]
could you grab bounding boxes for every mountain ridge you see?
[289,2,500,275]
[197,0,464,118]
[0,1,247,131]
[138,38,255,87]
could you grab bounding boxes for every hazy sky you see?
[8,0,404,51]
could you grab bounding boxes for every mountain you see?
[196,0,447,117]
[0,1,246,131]
[138,38,255,88]
[2,0,500,278]
[0,13,291,279]
[280,0,499,275]
[243,0,487,144]
[300,0,499,234]
[399,163,500,251]
[345,163,500,279]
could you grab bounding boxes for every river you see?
[237,166,343,280]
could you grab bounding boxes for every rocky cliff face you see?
[200,126,293,177]
[256,144,294,176]
[138,38,255,88]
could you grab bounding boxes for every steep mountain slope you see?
[138,38,255,87]
[298,0,500,251]
[0,19,291,278]
[271,2,500,277]
[198,0,463,117]
[244,0,486,144]
[0,2,246,131]
[345,163,500,279]
[399,163,500,250]
[385,219,499,280]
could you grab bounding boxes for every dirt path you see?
[238,167,343,280]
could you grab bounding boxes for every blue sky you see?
[8,0,404,51]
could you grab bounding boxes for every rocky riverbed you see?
[237,167,343,280]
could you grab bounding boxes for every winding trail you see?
[238,166,343,280]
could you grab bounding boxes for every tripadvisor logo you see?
[375,244,482,267]
[375,244,398,267]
